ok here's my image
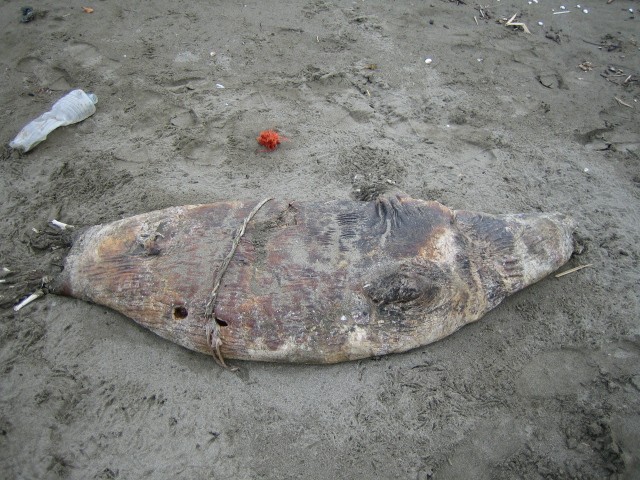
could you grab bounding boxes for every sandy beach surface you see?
[1,1,639,478]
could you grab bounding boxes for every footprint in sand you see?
[63,41,120,80]
[16,56,71,91]
[128,90,197,133]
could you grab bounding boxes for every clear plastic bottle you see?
[9,89,98,153]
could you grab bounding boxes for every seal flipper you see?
[351,180,429,235]
[351,175,409,202]
[375,193,405,227]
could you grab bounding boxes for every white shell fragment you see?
[13,290,45,312]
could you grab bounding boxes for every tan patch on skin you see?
[419,227,458,264]
[96,228,134,258]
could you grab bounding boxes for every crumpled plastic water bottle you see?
[9,89,98,152]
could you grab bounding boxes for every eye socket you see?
[173,306,188,320]
[364,261,443,307]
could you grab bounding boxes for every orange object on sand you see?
[82,7,94,13]
[257,130,284,151]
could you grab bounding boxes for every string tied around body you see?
[204,197,273,369]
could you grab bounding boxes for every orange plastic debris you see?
[256,130,283,151]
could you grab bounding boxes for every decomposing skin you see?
[50,193,575,364]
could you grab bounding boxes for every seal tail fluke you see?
[0,268,47,310]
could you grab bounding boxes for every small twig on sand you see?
[582,39,603,47]
[555,264,593,278]
[257,91,269,109]
[13,289,45,312]
[474,16,479,25]
[614,96,634,108]
[50,219,74,230]
[407,118,419,136]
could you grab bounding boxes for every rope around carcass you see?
[204,197,273,369]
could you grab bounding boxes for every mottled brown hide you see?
[52,195,575,363]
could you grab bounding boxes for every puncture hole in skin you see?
[173,306,188,320]
[215,318,228,327]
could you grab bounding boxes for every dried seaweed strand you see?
[505,13,531,34]
[204,197,273,368]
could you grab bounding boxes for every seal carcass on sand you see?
[49,192,575,365]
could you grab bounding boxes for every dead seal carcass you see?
[49,192,575,365]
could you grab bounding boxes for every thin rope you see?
[204,197,273,368]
